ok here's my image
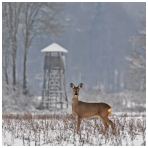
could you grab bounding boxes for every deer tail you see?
[108,108,112,115]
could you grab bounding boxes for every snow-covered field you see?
[2,112,146,146]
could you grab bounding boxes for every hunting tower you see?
[41,43,68,111]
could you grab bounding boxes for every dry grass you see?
[2,112,146,146]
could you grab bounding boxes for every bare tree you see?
[2,4,10,85]
[2,2,23,86]
[21,2,64,94]
[126,16,146,91]
[136,19,146,51]
[2,28,10,85]
[3,2,64,93]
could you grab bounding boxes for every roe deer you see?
[70,83,115,135]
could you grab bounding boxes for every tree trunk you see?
[23,49,27,94]
[3,53,9,85]
[12,57,16,86]
[12,38,17,86]
[5,69,9,85]
[23,4,29,95]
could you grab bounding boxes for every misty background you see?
[2,2,146,112]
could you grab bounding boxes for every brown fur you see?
[70,83,115,135]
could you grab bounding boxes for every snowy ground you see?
[2,112,146,146]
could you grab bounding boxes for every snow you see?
[2,112,146,146]
[41,43,68,53]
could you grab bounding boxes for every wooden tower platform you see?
[40,43,68,111]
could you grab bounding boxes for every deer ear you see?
[78,83,83,88]
[70,83,75,88]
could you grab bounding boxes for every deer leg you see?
[101,118,109,133]
[106,118,115,135]
[77,117,82,134]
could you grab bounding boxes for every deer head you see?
[70,83,83,96]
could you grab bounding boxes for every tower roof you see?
[41,43,68,53]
